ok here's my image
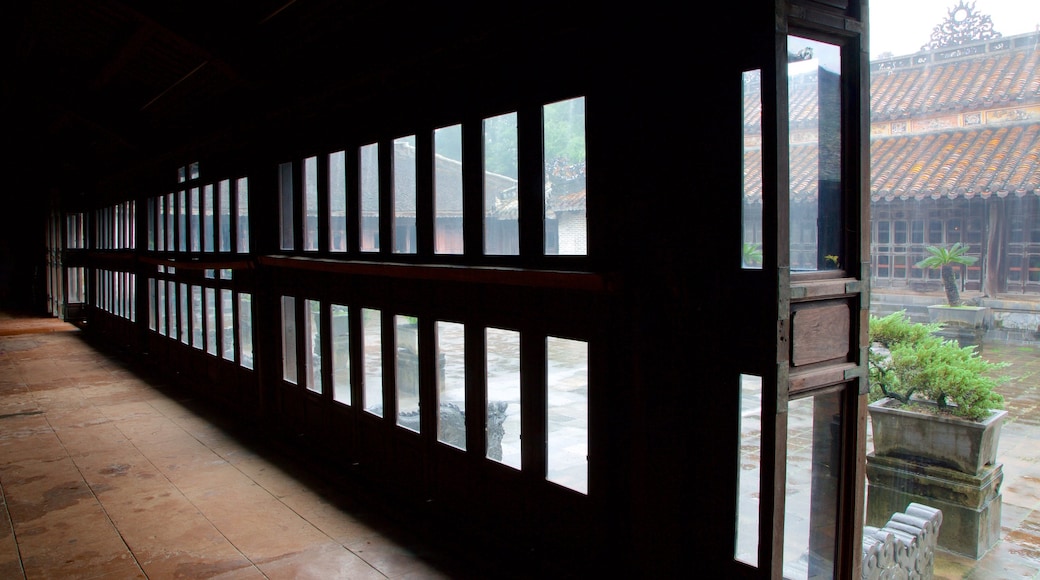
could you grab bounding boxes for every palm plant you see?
[742,242,763,267]
[915,243,978,306]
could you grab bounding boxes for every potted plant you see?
[867,310,1009,471]
[866,310,1011,557]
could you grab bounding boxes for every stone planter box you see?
[868,397,1006,475]
[867,398,1008,558]
[928,305,988,352]
[927,305,988,328]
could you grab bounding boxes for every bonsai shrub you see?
[868,310,1008,421]
[914,243,978,306]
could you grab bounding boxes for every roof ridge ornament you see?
[923,1,1002,51]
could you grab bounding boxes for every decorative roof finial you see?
[923,1,1002,51]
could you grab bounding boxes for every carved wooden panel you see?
[791,302,850,366]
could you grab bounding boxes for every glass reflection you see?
[783,390,842,579]
[789,36,842,272]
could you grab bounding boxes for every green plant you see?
[868,310,1008,421]
[915,243,978,306]
[742,242,762,267]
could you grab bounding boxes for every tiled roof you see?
[743,32,1040,205]
[743,33,1039,131]
[871,124,1040,201]
[740,121,1040,205]
[868,32,1039,203]
[870,34,1040,122]
[743,122,1040,204]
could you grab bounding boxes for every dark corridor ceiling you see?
[4,0,487,198]
[8,1,297,190]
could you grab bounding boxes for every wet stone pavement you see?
[932,340,1040,579]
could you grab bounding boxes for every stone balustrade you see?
[862,503,943,580]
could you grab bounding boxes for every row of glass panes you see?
[93,202,135,250]
[147,277,254,370]
[279,96,587,256]
[94,269,135,321]
[873,218,981,245]
[280,298,589,494]
[66,213,86,249]
[146,177,249,253]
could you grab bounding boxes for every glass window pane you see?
[219,178,231,252]
[304,156,318,251]
[279,162,294,251]
[167,280,177,339]
[947,218,962,244]
[156,279,165,335]
[178,190,187,252]
[484,112,519,255]
[486,327,520,468]
[237,177,249,253]
[148,278,157,331]
[395,315,419,430]
[205,287,217,355]
[238,292,254,370]
[876,220,890,244]
[179,283,189,344]
[911,220,925,244]
[928,219,943,244]
[783,390,842,579]
[128,272,135,322]
[329,150,347,252]
[789,36,842,271]
[543,97,587,256]
[362,308,383,416]
[735,374,762,567]
[546,336,588,494]
[166,193,175,251]
[190,187,200,252]
[147,198,155,252]
[155,199,164,251]
[305,299,321,393]
[331,304,351,405]
[282,296,298,384]
[743,70,764,269]
[192,286,203,349]
[129,201,136,250]
[360,143,380,252]
[434,125,463,255]
[221,288,234,361]
[436,321,465,449]
[893,221,907,245]
[203,184,214,252]
[393,137,417,254]
[129,272,135,322]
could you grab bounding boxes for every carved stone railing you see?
[391,401,508,459]
[862,503,943,580]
